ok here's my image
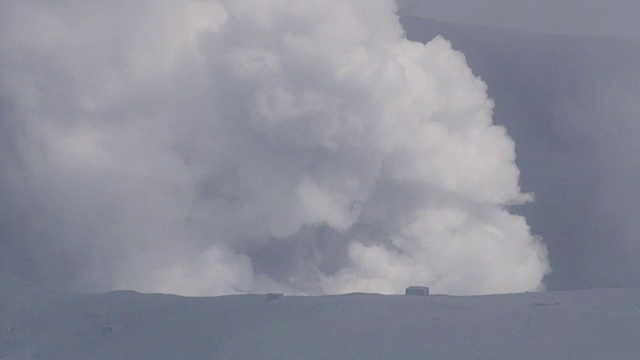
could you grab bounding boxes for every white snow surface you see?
[2,273,639,359]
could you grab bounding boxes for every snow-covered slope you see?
[2,274,639,359]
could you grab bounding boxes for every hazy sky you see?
[398,0,640,290]
[1,0,638,295]
[399,0,640,40]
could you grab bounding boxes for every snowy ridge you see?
[2,275,639,359]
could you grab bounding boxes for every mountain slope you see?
[2,275,639,359]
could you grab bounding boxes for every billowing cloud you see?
[395,9,640,291]
[0,0,549,296]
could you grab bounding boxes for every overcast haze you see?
[399,0,640,40]
[1,0,639,295]
[398,0,640,290]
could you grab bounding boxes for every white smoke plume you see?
[0,0,549,295]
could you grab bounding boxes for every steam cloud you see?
[0,0,549,295]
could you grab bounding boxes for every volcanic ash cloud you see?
[0,0,549,295]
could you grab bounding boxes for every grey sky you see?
[399,0,640,40]
[398,1,640,290]
[2,0,639,294]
